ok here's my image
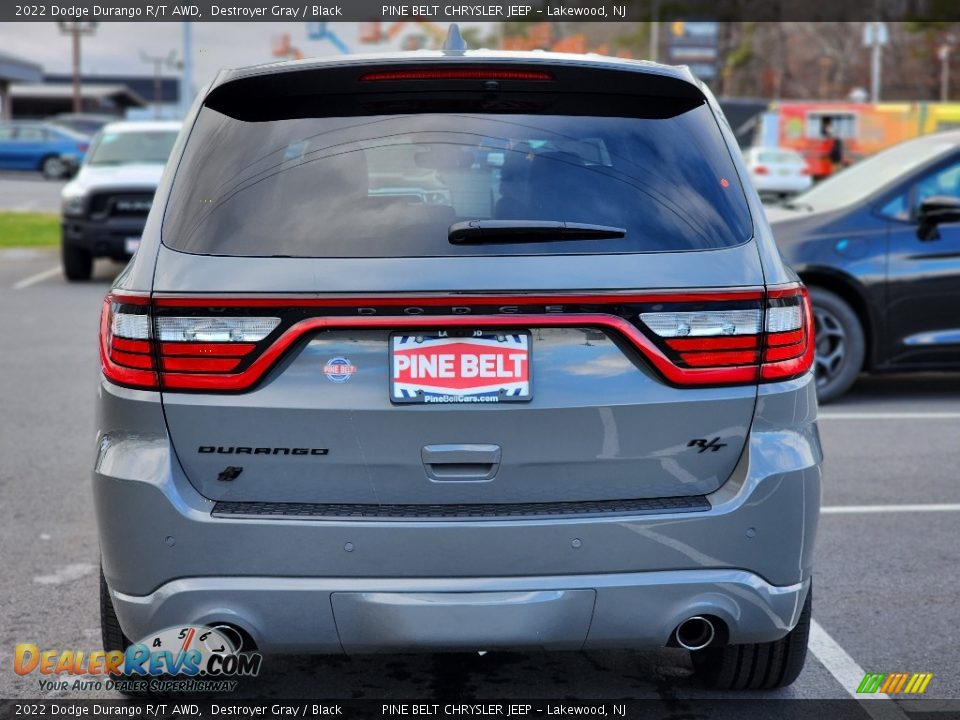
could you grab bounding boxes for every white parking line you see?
[820,412,960,420]
[809,619,909,718]
[11,265,60,289]
[822,503,960,514]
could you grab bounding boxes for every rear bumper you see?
[111,571,810,653]
[61,218,144,259]
[94,373,821,652]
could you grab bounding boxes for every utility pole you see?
[870,32,881,102]
[939,36,955,102]
[57,22,98,114]
[863,21,888,103]
[181,22,193,118]
[140,50,179,119]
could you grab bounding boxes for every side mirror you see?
[917,195,960,241]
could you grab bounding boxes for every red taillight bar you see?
[159,342,257,357]
[162,357,242,372]
[100,286,814,392]
[159,313,758,391]
[666,336,758,351]
[359,68,554,82]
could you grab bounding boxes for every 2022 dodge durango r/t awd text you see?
[95,40,821,690]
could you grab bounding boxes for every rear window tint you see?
[163,101,752,257]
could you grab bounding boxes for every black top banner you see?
[4,0,960,22]
[4,699,960,720]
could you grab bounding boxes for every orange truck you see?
[772,101,960,179]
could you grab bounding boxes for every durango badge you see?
[323,357,357,383]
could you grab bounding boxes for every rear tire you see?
[808,287,865,404]
[102,567,169,697]
[41,155,67,179]
[62,242,93,281]
[691,584,812,690]
[100,567,132,654]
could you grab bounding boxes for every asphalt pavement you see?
[0,171,66,213]
[1,248,959,708]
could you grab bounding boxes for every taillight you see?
[100,292,281,391]
[636,284,813,384]
[156,316,279,386]
[761,286,815,380]
[753,165,770,175]
[100,293,158,389]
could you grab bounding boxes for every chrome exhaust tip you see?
[208,623,255,652]
[675,616,715,651]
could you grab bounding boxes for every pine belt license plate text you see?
[390,331,532,404]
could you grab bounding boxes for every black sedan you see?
[767,130,960,402]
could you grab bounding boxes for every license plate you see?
[390,331,532,404]
[124,237,141,254]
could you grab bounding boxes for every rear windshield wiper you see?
[449,220,626,245]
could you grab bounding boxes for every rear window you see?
[164,90,752,257]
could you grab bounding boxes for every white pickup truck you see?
[60,120,180,280]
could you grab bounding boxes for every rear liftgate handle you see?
[421,444,502,481]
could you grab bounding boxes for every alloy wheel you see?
[813,305,847,389]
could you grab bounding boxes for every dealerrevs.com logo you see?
[14,625,262,693]
[857,672,934,695]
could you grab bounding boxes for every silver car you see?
[95,41,821,690]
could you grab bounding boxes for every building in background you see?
[44,73,178,119]
[8,82,145,120]
[0,51,43,120]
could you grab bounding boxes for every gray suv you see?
[95,41,821,690]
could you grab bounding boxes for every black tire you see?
[62,242,93,281]
[691,584,812,690]
[100,566,132,654]
[102,568,169,697]
[808,287,865,404]
[41,155,67,180]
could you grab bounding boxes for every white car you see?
[744,147,812,198]
[60,120,181,280]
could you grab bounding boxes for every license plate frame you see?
[389,330,532,405]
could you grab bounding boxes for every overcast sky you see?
[1,22,493,94]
